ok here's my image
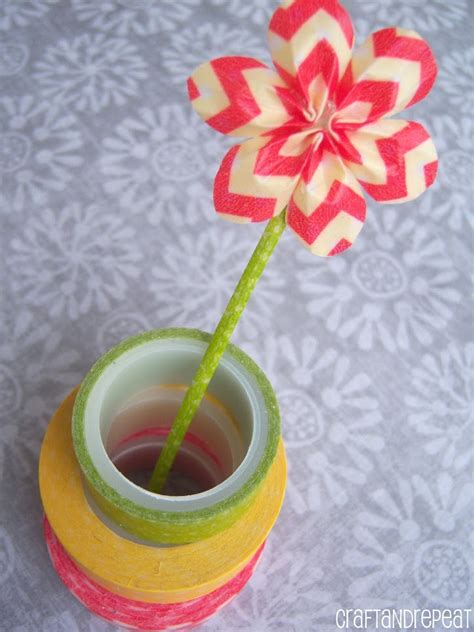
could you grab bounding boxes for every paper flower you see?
[149,0,440,493]
[188,0,438,256]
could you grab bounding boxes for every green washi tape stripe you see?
[72,328,281,544]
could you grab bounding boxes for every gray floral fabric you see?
[0,1,472,631]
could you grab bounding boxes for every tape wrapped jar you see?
[71,328,281,544]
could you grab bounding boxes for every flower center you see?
[302,103,317,122]
[303,99,337,134]
[317,100,337,130]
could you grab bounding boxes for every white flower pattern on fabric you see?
[0,97,83,211]
[0,422,38,482]
[344,468,472,606]
[413,472,472,533]
[278,388,324,447]
[357,0,468,32]
[0,0,471,628]
[100,104,228,221]
[357,479,421,543]
[149,228,285,340]
[209,0,274,27]
[36,612,80,632]
[305,405,384,510]
[405,343,472,470]
[414,540,472,607]
[97,312,151,354]
[0,1,50,31]
[429,116,474,233]
[0,309,81,422]
[243,334,384,510]
[162,22,265,84]
[210,533,341,632]
[356,473,470,546]
[33,34,147,113]
[9,204,142,320]
[438,48,474,115]
[0,308,81,491]
[297,212,461,352]
[344,526,405,598]
[71,0,199,37]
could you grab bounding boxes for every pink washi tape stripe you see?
[44,516,264,631]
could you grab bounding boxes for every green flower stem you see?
[148,211,286,493]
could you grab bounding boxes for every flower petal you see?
[187,56,299,137]
[268,0,354,116]
[287,142,366,256]
[341,119,438,203]
[213,133,312,222]
[335,28,437,125]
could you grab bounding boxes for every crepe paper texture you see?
[40,388,287,603]
[72,328,281,544]
[44,517,265,631]
[149,0,438,493]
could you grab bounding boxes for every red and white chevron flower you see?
[188,0,438,256]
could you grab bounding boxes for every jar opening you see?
[110,428,225,495]
[105,384,246,496]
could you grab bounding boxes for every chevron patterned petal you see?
[187,0,439,257]
[268,0,354,118]
[213,133,313,222]
[287,143,366,256]
[342,119,438,203]
[335,27,437,126]
[187,56,302,138]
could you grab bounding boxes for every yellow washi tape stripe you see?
[39,389,286,604]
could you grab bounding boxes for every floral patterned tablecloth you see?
[0,1,472,631]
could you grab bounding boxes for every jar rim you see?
[72,327,280,542]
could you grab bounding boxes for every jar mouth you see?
[73,329,277,515]
[111,425,226,496]
[105,384,247,497]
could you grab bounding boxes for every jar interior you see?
[105,385,246,495]
[85,337,266,509]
